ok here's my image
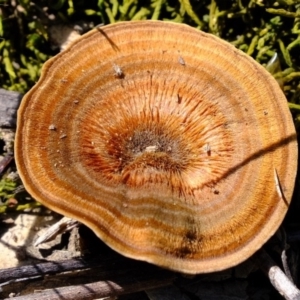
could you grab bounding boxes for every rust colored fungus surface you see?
[15,21,298,274]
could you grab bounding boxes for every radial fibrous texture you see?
[16,21,297,274]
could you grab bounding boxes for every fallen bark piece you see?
[2,263,175,300]
[0,253,144,285]
[0,89,22,128]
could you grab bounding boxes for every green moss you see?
[0,1,299,92]
[0,1,299,117]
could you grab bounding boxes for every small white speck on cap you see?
[113,63,123,78]
[178,56,185,66]
[49,124,56,130]
[204,143,211,153]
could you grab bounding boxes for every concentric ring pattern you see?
[16,21,297,274]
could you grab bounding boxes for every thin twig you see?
[253,249,300,300]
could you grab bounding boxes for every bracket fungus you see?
[15,21,297,274]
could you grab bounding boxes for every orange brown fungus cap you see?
[15,21,297,274]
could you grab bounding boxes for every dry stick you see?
[279,227,294,283]
[0,256,102,284]
[0,253,163,284]
[34,216,79,246]
[253,249,300,300]
[282,249,294,283]
[3,269,175,300]
[0,254,175,299]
